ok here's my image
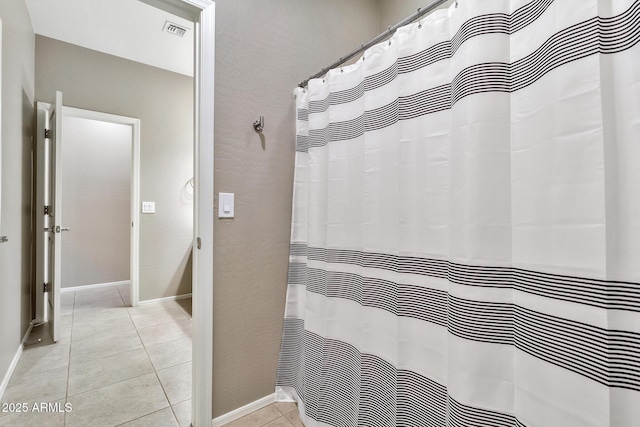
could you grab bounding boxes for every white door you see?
[46,91,66,342]
[35,103,50,324]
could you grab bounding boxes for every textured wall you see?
[35,36,193,301]
[0,0,35,389]
[212,0,380,417]
[378,0,454,32]
[61,117,131,288]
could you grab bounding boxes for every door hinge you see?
[44,129,51,139]
[44,205,51,216]
[43,283,50,293]
[196,237,201,250]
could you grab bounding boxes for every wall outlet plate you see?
[142,201,156,214]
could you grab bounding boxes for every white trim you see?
[0,323,34,401]
[138,293,193,305]
[60,106,141,309]
[142,2,214,426]
[211,394,276,427]
[0,17,3,234]
[60,280,130,293]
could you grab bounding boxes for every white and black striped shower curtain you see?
[276,0,640,426]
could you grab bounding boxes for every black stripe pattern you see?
[297,1,640,150]
[282,1,640,425]
[277,322,528,427]
[308,0,556,114]
[304,246,640,312]
[286,244,640,392]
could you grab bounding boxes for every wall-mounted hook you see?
[253,116,264,133]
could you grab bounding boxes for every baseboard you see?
[0,322,34,401]
[61,280,130,293]
[139,293,192,305]
[212,393,276,427]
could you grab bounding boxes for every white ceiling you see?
[25,0,194,77]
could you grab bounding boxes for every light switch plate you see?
[218,193,234,218]
[142,201,156,214]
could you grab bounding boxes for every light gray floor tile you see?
[145,336,192,371]
[68,348,154,396]
[130,305,190,329]
[224,404,282,427]
[70,330,143,365]
[176,300,192,319]
[156,362,192,405]
[72,305,130,324]
[61,292,75,316]
[137,319,191,347]
[74,298,124,313]
[11,338,70,379]
[262,417,294,427]
[1,366,68,405]
[0,399,66,427]
[74,286,121,300]
[117,407,178,427]
[4,287,195,427]
[283,409,304,427]
[65,373,169,427]
[117,284,131,306]
[74,293,125,310]
[61,291,75,306]
[128,301,183,316]
[274,402,297,416]
[171,399,191,427]
[71,315,136,341]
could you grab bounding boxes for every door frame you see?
[34,1,214,425]
[143,1,215,426]
[35,105,141,317]
[63,106,141,306]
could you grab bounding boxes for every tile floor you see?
[223,402,303,427]
[0,284,304,427]
[0,284,193,427]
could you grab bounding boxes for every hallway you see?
[0,285,192,426]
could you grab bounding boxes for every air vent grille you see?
[163,21,188,37]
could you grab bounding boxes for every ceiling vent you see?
[163,21,188,37]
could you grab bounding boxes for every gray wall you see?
[378,0,454,32]
[212,0,380,417]
[35,36,193,301]
[61,117,131,288]
[0,0,35,389]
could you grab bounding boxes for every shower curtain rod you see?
[299,0,451,88]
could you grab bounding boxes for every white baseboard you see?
[61,280,130,293]
[0,322,34,401]
[139,293,192,305]
[212,393,276,427]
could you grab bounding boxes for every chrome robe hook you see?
[253,116,264,133]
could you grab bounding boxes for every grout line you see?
[113,406,172,427]
[64,291,76,427]
[127,301,183,426]
[116,284,128,307]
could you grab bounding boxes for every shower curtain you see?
[276,0,640,426]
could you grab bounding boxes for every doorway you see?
[30,1,214,426]
[60,115,132,295]
[35,103,142,324]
